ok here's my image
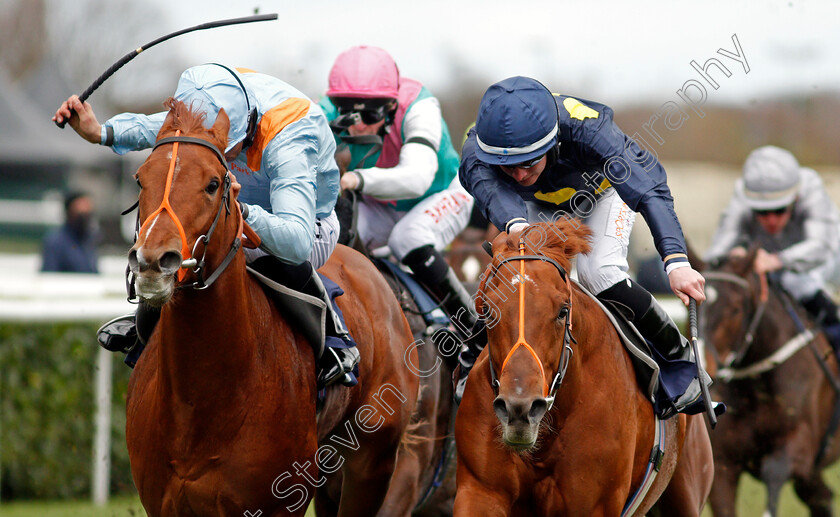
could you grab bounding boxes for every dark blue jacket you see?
[41,225,99,274]
[460,95,687,268]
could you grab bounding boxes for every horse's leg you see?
[760,450,792,517]
[335,427,404,517]
[792,471,834,517]
[453,477,512,517]
[315,481,341,517]
[708,459,743,517]
[653,415,714,517]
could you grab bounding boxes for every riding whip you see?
[689,298,717,429]
[55,13,278,128]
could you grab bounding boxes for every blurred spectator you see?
[41,191,99,273]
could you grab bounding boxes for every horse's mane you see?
[158,97,216,140]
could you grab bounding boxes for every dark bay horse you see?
[701,251,840,516]
[125,99,420,516]
[454,221,713,516]
[327,146,457,516]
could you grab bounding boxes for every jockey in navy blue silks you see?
[458,76,709,418]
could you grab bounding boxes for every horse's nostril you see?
[128,250,139,272]
[159,251,183,274]
[529,398,548,421]
[493,397,510,424]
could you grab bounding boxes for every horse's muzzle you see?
[129,247,181,306]
[493,395,548,450]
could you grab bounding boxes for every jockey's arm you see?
[102,112,168,155]
[354,97,440,200]
[777,170,840,273]
[585,119,704,303]
[243,121,321,265]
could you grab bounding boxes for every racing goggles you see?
[336,104,388,125]
[754,206,790,216]
[503,154,545,170]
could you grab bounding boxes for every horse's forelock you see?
[477,220,591,308]
[159,98,212,138]
[502,220,592,270]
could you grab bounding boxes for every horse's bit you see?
[482,240,576,410]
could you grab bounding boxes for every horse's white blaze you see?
[143,215,160,240]
[511,274,537,287]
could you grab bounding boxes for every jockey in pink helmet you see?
[319,45,477,340]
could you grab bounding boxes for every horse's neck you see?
[753,290,801,352]
[157,258,262,401]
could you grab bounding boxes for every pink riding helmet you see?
[327,45,400,99]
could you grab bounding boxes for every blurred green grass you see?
[2,465,840,516]
[0,497,317,516]
[699,462,840,516]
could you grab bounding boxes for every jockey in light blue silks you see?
[55,64,359,387]
[319,45,477,335]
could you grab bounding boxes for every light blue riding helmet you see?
[474,76,559,166]
[173,64,252,153]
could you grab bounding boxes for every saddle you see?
[247,266,358,364]
[579,285,702,418]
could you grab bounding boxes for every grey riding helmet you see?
[737,145,801,210]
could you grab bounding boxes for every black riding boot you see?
[251,257,360,387]
[403,245,485,402]
[802,290,840,358]
[597,278,711,417]
[97,303,160,368]
[402,245,478,335]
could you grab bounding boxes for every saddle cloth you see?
[246,267,358,357]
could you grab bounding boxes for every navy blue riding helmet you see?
[474,76,559,166]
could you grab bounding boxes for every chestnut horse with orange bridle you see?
[453,221,713,516]
[125,99,420,516]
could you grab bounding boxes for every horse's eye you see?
[205,178,220,195]
[558,306,570,320]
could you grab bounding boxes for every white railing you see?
[0,253,132,506]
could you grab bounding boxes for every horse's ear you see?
[212,108,232,152]
[685,239,707,272]
[335,144,352,175]
[157,104,178,141]
[733,244,761,276]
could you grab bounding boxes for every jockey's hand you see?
[754,248,783,274]
[229,171,241,198]
[53,95,101,144]
[729,246,748,259]
[669,266,706,306]
[340,171,362,192]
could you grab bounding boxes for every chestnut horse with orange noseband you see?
[125,99,420,516]
[454,221,713,516]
